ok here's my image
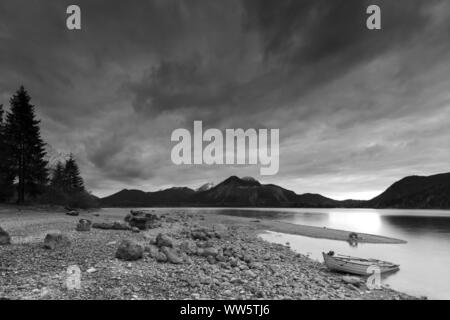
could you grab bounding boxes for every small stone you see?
[66,210,79,216]
[145,245,160,258]
[0,226,11,245]
[76,219,92,232]
[223,289,233,296]
[244,270,257,278]
[131,227,140,233]
[248,262,264,269]
[207,255,216,264]
[180,240,197,255]
[86,268,97,273]
[191,293,200,299]
[216,254,226,262]
[155,251,168,263]
[155,233,174,248]
[161,246,183,264]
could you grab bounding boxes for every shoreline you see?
[0,206,417,300]
[200,212,407,244]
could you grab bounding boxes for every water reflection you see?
[327,210,382,234]
[383,215,450,236]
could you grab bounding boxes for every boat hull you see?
[322,252,399,276]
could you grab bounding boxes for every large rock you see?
[115,240,144,261]
[155,233,174,248]
[76,219,92,232]
[145,244,160,258]
[160,246,183,264]
[66,210,79,216]
[0,226,11,245]
[199,246,219,257]
[43,233,71,250]
[92,221,130,230]
[191,230,209,241]
[155,251,168,262]
[342,276,362,286]
[126,210,161,230]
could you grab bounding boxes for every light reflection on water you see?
[185,207,450,300]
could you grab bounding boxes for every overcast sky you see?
[1,0,450,199]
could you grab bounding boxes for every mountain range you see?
[100,173,450,209]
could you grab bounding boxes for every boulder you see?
[155,251,168,262]
[160,246,183,264]
[76,219,92,232]
[216,254,226,262]
[342,276,362,286]
[66,210,79,216]
[201,246,219,257]
[115,240,144,261]
[128,216,152,230]
[111,221,131,230]
[191,230,209,241]
[155,233,174,248]
[0,226,11,245]
[92,221,130,230]
[127,210,161,230]
[145,245,160,259]
[43,233,71,249]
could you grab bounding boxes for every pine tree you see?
[4,86,48,203]
[0,104,14,201]
[63,154,85,193]
[50,161,65,190]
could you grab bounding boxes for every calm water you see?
[180,207,450,299]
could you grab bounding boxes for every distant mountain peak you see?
[220,176,261,187]
[197,182,215,192]
[100,172,450,209]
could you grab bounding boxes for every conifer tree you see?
[63,154,85,193]
[0,104,14,201]
[50,161,65,190]
[4,86,48,203]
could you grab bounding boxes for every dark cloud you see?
[127,0,443,127]
[0,0,449,198]
[243,0,433,62]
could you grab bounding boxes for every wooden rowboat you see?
[322,252,400,276]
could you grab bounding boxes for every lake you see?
[183,208,450,299]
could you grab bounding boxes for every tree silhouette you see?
[0,104,14,201]
[50,161,65,190]
[4,86,48,203]
[63,154,85,193]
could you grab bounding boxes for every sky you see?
[1,0,450,199]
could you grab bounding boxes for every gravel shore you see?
[0,206,416,300]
